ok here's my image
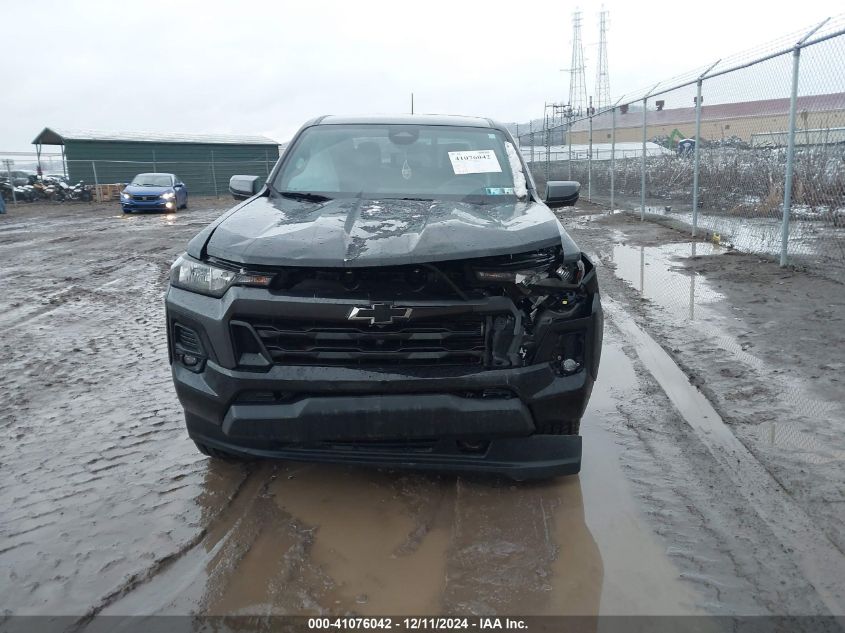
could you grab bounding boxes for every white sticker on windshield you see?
[448,150,502,175]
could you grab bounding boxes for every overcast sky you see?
[2,0,842,153]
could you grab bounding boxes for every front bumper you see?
[166,284,602,478]
[122,197,174,211]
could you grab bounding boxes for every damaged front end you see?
[167,244,602,478]
[204,245,602,382]
[463,246,602,378]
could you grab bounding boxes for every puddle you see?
[607,239,838,435]
[611,241,725,321]
[640,206,845,264]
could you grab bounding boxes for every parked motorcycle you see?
[2,175,93,203]
[18,184,37,201]
[31,179,60,201]
[66,181,93,201]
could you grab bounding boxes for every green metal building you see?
[32,128,280,196]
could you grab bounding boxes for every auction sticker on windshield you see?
[448,150,502,175]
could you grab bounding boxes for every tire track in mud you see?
[73,463,257,626]
[0,203,237,615]
[605,298,845,615]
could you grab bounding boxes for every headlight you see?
[169,254,272,298]
[121,192,131,199]
[161,191,176,199]
[475,270,545,284]
[557,260,585,284]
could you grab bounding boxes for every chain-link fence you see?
[520,16,845,280]
[0,154,278,202]
[68,157,275,198]
[2,156,277,203]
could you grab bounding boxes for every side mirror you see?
[229,175,261,200]
[544,181,580,208]
[175,182,184,188]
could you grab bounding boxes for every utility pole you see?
[3,159,17,205]
[411,92,414,115]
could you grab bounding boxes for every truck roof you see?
[314,114,499,128]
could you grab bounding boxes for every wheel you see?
[536,420,580,435]
[194,440,251,462]
[181,198,188,210]
[122,207,132,214]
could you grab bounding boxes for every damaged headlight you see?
[557,259,585,284]
[169,254,272,298]
[475,259,584,287]
[472,248,564,287]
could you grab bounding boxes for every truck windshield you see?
[273,124,527,201]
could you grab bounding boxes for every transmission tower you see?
[568,10,588,118]
[595,8,611,111]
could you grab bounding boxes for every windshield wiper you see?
[277,190,333,203]
[382,196,434,201]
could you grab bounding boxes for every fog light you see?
[166,201,174,209]
[562,358,579,373]
[172,322,206,372]
[182,354,199,367]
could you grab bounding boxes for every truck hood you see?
[202,195,576,267]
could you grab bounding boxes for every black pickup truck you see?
[166,114,602,480]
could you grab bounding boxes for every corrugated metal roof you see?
[33,127,278,146]
[570,92,845,132]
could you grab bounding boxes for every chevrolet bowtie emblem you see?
[348,303,412,325]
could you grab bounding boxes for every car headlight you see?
[161,191,176,199]
[121,192,131,199]
[169,254,272,298]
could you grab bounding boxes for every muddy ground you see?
[0,199,843,622]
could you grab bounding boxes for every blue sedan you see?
[121,173,188,213]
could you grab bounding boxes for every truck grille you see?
[236,317,488,367]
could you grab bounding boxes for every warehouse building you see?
[566,92,845,146]
[32,128,280,196]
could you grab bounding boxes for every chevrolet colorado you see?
[166,114,602,479]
